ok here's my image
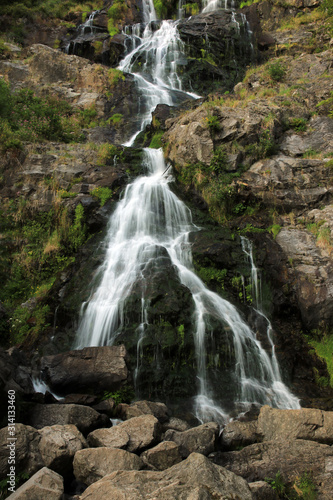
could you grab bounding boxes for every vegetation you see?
[308,334,333,387]
[0,80,85,152]
[265,470,318,499]
[91,186,113,206]
[0,201,88,345]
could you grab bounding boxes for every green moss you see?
[108,113,123,126]
[149,132,164,149]
[108,68,125,87]
[308,334,333,387]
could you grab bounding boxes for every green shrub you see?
[268,62,286,82]
[91,186,113,206]
[108,113,123,126]
[206,114,220,134]
[289,117,307,132]
[210,146,229,173]
[153,0,167,18]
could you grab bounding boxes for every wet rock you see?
[0,424,42,480]
[257,405,333,444]
[116,400,170,423]
[87,426,129,449]
[8,467,64,500]
[40,345,129,395]
[28,404,111,435]
[141,441,182,471]
[164,422,219,458]
[38,424,87,475]
[177,11,257,94]
[79,452,253,499]
[73,447,143,486]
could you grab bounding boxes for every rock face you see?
[177,11,257,94]
[79,452,253,499]
[73,447,144,486]
[164,422,219,458]
[40,345,129,394]
[28,404,110,435]
[7,467,64,500]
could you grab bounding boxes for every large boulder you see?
[164,422,219,458]
[257,405,333,444]
[38,424,87,475]
[40,345,129,395]
[27,404,110,435]
[221,419,259,450]
[116,415,161,453]
[116,400,170,423]
[141,441,182,471]
[79,452,252,499]
[212,439,333,497]
[0,424,43,480]
[7,467,63,500]
[73,447,143,486]
[87,426,129,449]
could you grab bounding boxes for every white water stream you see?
[75,1,300,422]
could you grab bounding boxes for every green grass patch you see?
[91,186,113,206]
[309,334,333,387]
[149,132,164,149]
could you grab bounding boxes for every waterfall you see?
[75,0,300,423]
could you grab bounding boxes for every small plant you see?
[101,386,134,405]
[91,186,113,206]
[268,62,286,82]
[108,68,125,87]
[293,471,317,499]
[269,224,281,239]
[206,114,220,134]
[265,471,287,497]
[289,118,307,132]
[108,113,123,126]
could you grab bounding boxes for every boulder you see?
[92,398,116,416]
[116,400,169,423]
[212,439,333,495]
[0,424,43,480]
[87,427,129,449]
[162,417,190,433]
[79,453,253,499]
[221,419,259,450]
[40,345,129,394]
[73,447,143,486]
[257,405,333,444]
[249,481,279,499]
[164,422,219,458]
[141,441,182,471]
[38,424,87,475]
[7,467,63,500]
[28,404,110,435]
[116,415,161,453]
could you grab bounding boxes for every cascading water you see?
[75,0,300,423]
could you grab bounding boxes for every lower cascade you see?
[76,149,300,423]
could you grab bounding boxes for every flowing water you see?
[75,1,300,422]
